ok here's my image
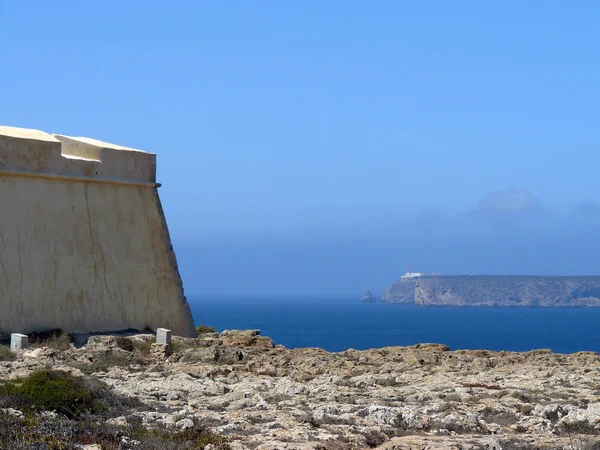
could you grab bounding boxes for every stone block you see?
[10,333,28,351]
[150,343,173,359]
[156,328,172,345]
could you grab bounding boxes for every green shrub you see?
[521,404,533,415]
[115,336,135,351]
[0,370,107,419]
[118,416,231,449]
[362,429,387,448]
[0,412,231,449]
[132,339,153,354]
[196,325,217,334]
[0,345,15,362]
[113,336,153,354]
[74,352,137,374]
[134,424,230,448]
[0,373,230,448]
[172,339,203,353]
[29,329,73,350]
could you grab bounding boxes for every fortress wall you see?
[0,126,196,337]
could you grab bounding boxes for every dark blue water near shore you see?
[189,298,600,354]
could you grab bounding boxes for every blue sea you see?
[189,298,600,354]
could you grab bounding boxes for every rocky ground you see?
[2,328,600,449]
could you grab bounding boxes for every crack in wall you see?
[0,218,9,285]
[17,227,23,330]
[84,184,109,325]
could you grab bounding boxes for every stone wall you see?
[0,126,196,337]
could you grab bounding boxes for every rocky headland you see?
[361,291,377,303]
[1,329,600,449]
[383,275,600,307]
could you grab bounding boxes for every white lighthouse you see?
[400,267,425,279]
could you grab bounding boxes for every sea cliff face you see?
[382,275,600,306]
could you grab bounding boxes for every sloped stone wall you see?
[0,126,196,337]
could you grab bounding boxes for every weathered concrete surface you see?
[0,126,196,337]
[383,275,600,306]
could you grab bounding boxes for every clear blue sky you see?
[2,1,600,297]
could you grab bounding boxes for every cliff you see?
[382,275,600,306]
[0,126,196,337]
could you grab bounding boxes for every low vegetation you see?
[0,369,135,419]
[29,329,73,350]
[0,329,73,361]
[74,350,146,375]
[0,345,15,362]
[0,370,230,449]
[196,325,217,334]
[0,412,231,449]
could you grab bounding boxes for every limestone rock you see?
[176,418,195,430]
[2,329,600,448]
[220,329,275,348]
[22,348,46,359]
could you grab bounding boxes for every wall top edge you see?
[53,134,153,155]
[0,125,157,183]
[0,126,59,143]
[0,125,152,155]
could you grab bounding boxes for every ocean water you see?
[189,298,600,354]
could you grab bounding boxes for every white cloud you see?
[474,188,544,219]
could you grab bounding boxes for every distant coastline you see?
[383,274,600,307]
